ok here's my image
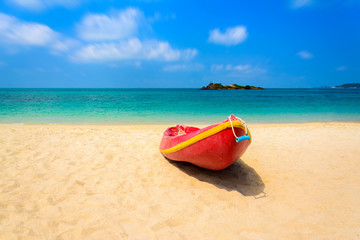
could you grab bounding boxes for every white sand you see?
[0,123,360,239]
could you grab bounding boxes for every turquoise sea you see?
[0,88,359,124]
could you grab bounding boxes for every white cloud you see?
[148,12,176,23]
[210,64,224,71]
[163,63,204,72]
[7,0,82,11]
[228,66,267,77]
[10,0,43,10]
[297,50,313,59]
[292,0,312,8]
[211,64,252,72]
[9,24,57,46]
[77,8,143,41]
[0,13,57,46]
[336,66,347,71]
[208,26,248,46]
[51,38,79,52]
[73,8,198,63]
[0,9,198,64]
[211,63,267,77]
[233,64,251,71]
[71,38,197,62]
[0,12,76,52]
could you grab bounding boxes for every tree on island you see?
[201,83,263,90]
[332,83,360,88]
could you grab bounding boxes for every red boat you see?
[159,115,251,170]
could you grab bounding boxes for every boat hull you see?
[159,116,251,170]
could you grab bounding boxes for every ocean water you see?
[0,88,359,124]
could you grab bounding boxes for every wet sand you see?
[1,123,360,239]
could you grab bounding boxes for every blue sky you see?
[0,0,359,88]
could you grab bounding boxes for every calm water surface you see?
[0,88,359,124]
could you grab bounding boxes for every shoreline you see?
[1,120,360,126]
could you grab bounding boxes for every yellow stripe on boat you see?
[160,120,251,154]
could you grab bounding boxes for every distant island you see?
[332,83,360,89]
[201,83,264,90]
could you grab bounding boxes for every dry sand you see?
[0,123,360,239]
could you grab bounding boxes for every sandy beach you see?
[1,122,360,239]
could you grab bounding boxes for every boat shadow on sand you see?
[165,158,266,197]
